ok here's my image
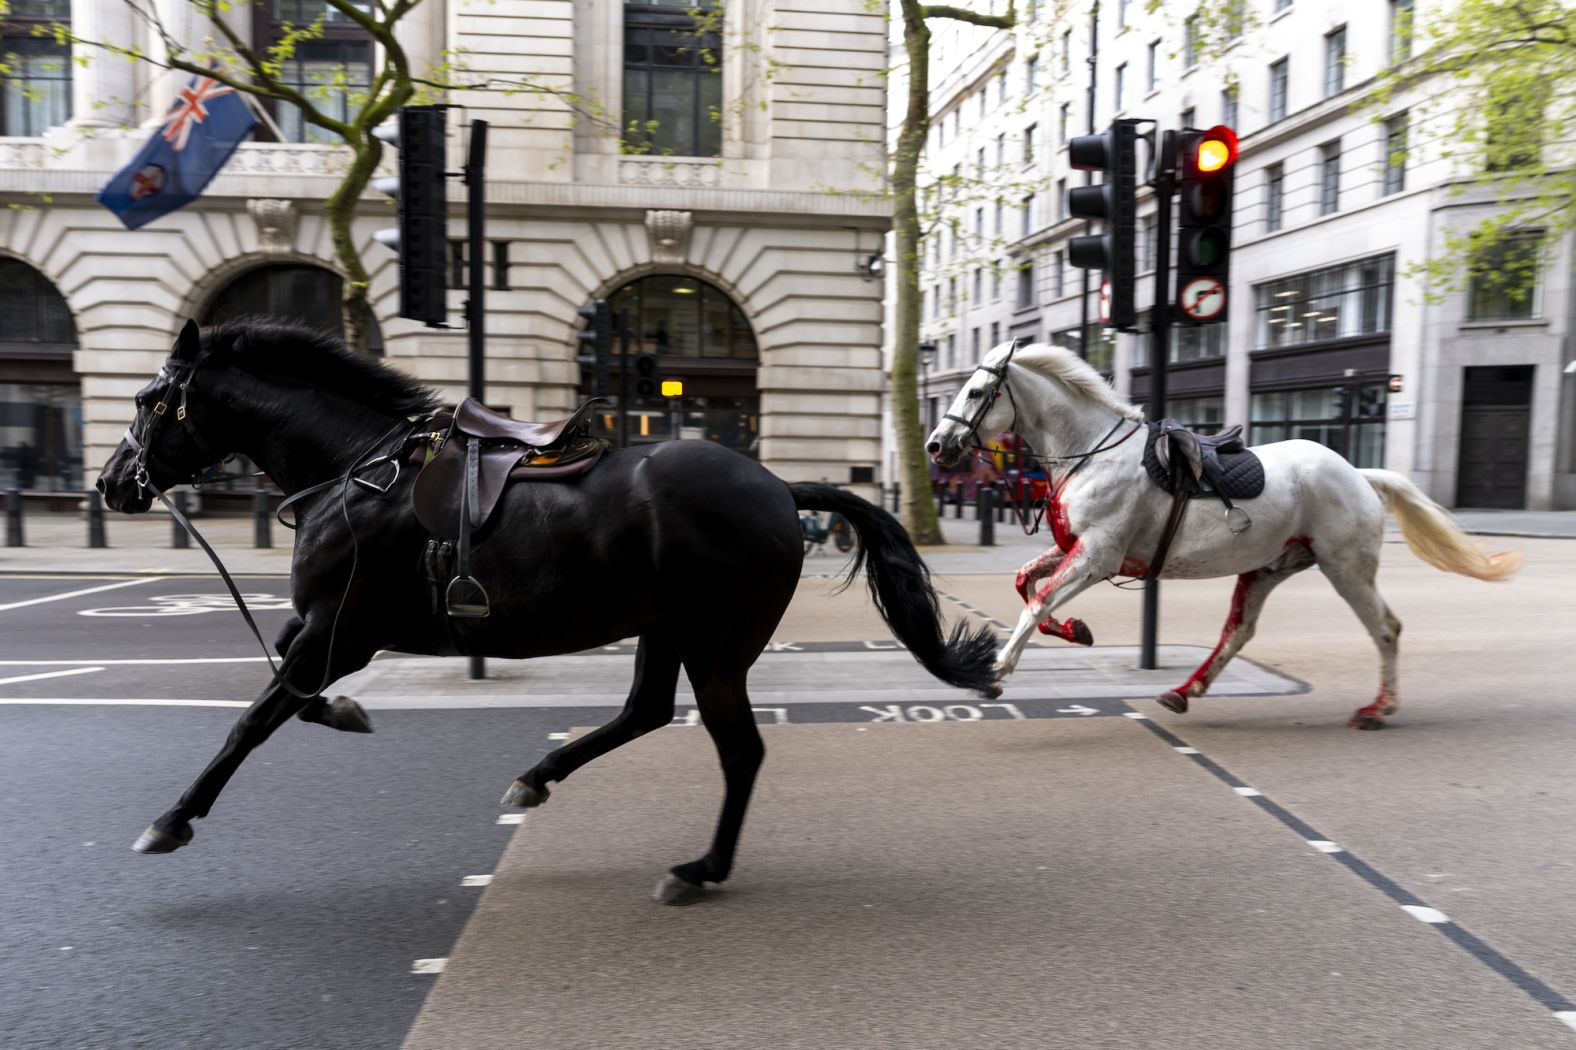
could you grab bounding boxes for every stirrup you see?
[446,575,491,618]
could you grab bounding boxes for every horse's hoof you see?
[326,696,374,733]
[1156,690,1189,714]
[1066,619,1094,646]
[499,779,549,808]
[1348,714,1386,731]
[133,821,193,854]
[976,681,1004,700]
[653,873,706,906]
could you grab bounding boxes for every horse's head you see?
[96,319,231,513]
[926,341,1021,467]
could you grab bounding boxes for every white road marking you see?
[1233,787,1262,796]
[496,813,525,825]
[0,657,268,666]
[0,578,149,612]
[461,874,493,887]
[547,732,570,741]
[1173,746,1200,755]
[1554,1012,1576,1034]
[411,958,447,975]
[1401,905,1450,924]
[0,667,104,687]
[1307,840,1345,854]
[0,697,249,708]
[1122,711,1149,720]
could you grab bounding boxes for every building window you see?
[1052,250,1064,298]
[623,2,723,158]
[945,334,957,370]
[1383,112,1408,195]
[992,262,1003,300]
[1022,194,1035,236]
[1265,162,1284,232]
[1140,213,1158,271]
[1468,230,1543,321]
[1058,103,1069,146]
[1147,41,1160,93]
[0,0,72,136]
[997,69,1008,105]
[994,201,1004,235]
[1017,264,1035,309]
[948,277,957,312]
[1251,384,1387,468]
[995,132,1006,168]
[0,256,75,351]
[1487,79,1549,171]
[1389,0,1413,62]
[1319,139,1340,215]
[1055,177,1066,221]
[1164,396,1225,435]
[990,321,1000,347]
[1222,85,1238,128]
[977,91,987,122]
[1275,0,1292,10]
[1171,321,1228,364]
[1023,124,1036,165]
[1115,63,1127,111]
[976,147,986,179]
[1183,17,1198,68]
[207,262,383,353]
[971,327,982,361]
[1324,26,1346,97]
[1180,106,1195,130]
[1118,0,1130,28]
[1052,324,1115,373]
[1254,254,1394,350]
[1061,30,1072,76]
[1027,55,1040,94]
[972,266,983,303]
[975,206,985,237]
[1269,58,1289,123]
[254,1,373,144]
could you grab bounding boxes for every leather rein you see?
[941,340,1141,536]
[125,347,411,701]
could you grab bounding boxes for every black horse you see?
[97,319,998,903]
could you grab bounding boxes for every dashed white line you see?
[0,667,104,687]
[496,813,526,825]
[461,874,493,887]
[1173,746,1200,755]
[0,698,250,708]
[547,732,570,741]
[1554,1011,1576,1034]
[1307,840,1345,854]
[411,958,447,975]
[1233,787,1262,797]
[1401,905,1450,925]
[1122,711,1149,720]
[0,578,149,612]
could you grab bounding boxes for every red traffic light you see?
[1194,125,1238,173]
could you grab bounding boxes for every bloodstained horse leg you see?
[1155,547,1315,714]
[133,623,373,853]
[1014,548,1094,644]
[501,633,682,808]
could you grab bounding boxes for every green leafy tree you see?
[1373,0,1574,307]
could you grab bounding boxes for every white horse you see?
[925,341,1521,729]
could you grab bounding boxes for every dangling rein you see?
[970,418,1141,537]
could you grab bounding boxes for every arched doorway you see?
[582,274,759,455]
[0,257,80,491]
[203,263,383,354]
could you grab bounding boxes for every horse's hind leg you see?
[1157,547,1314,714]
[501,633,682,808]
[655,665,764,906]
[1317,555,1402,730]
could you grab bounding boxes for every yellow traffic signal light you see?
[1193,125,1238,174]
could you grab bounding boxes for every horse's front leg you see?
[997,539,1119,677]
[1014,548,1095,645]
[133,620,375,854]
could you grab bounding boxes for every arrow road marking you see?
[1056,704,1098,716]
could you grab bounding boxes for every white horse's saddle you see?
[1142,420,1265,501]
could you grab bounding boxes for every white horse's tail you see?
[1360,469,1522,581]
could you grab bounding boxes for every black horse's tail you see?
[788,482,999,693]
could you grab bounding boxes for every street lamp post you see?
[918,340,939,434]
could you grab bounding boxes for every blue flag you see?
[98,73,257,230]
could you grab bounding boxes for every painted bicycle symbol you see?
[79,594,294,617]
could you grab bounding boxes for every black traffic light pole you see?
[465,118,488,682]
[617,309,632,448]
[1140,129,1178,672]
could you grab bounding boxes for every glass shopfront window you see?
[1250,381,1386,467]
[1163,395,1224,434]
[0,382,81,491]
[1051,323,1115,375]
[1255,254,1394,349]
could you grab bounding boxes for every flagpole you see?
[240,92,287,142]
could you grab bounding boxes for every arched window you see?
[586,274,758,454]
[0,257,80,490]
[204,264,383,354]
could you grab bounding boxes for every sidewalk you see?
[4,502,1572,578]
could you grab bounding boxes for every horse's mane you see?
[208,317,439,417]
[1008,343,1145,422]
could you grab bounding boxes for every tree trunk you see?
[893,0,944,546]
[327,138,382,353]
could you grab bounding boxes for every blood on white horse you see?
[926,341,1521,729]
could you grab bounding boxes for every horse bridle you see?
[942,338,1022,447]
[124,348,229,493]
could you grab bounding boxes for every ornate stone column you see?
[67,0,135,128]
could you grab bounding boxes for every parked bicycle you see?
[799,507,855,555]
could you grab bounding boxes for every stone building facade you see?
[891,0,1575,510]
[0,0,889,496]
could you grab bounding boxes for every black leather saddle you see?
[411,397,606,619]
[1139,419,1264,582]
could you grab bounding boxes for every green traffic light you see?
[1188,228,1228,268]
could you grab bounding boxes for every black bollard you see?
[253,483,272,549]
[87,490,107,548]
[891,482,900,514]
[954,489,964,518]
[5,485,22,547]
[171,490,190,548]
[978,488,995,546]
[997,485,1007,523]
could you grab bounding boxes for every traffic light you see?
[1066,119,1139,331]
[1174,124,1237,325]
[373,106,449,326]
[632,353,658,398]
[575,299,613,398]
